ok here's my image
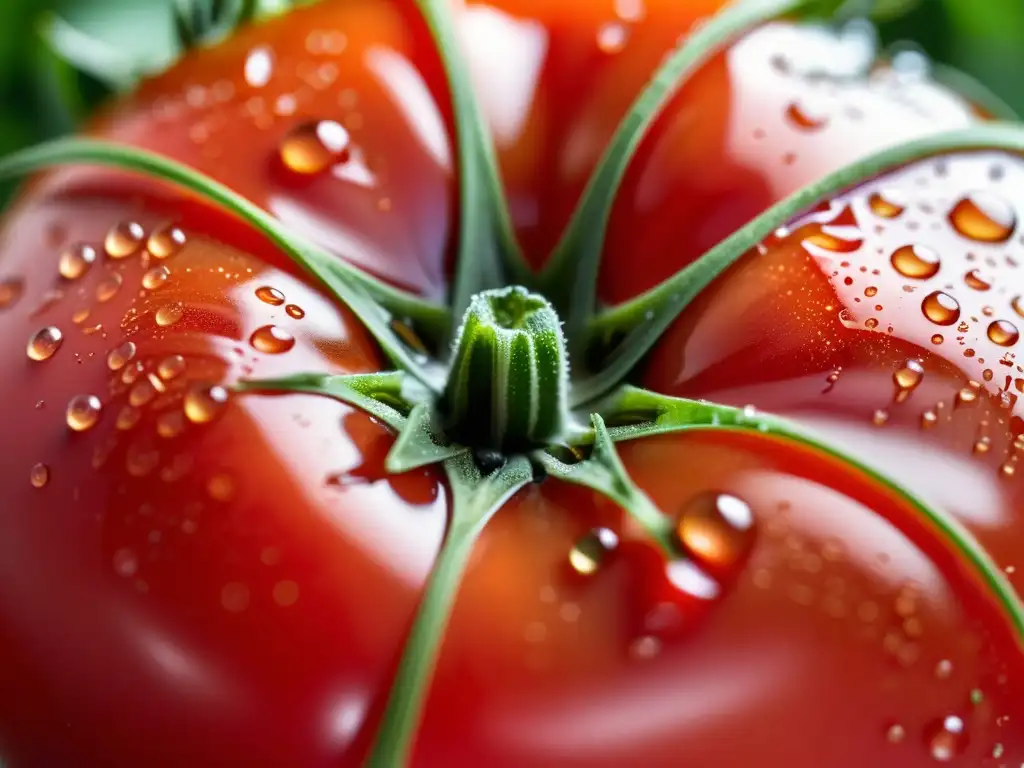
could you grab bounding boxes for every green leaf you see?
[412,0,533,326]
[39,13,139,93]
[538,414,676,555]
[574,123,1024,406]
[931,63,1020,121]
[385,402,467,473]
[235,371,413,432]
[0,138,451,388]
[367,453,533,767]
[587,386,1024,644]
[539,0,809,336]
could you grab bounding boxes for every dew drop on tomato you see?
[868,190,906,219]
[250,324,296,354]
[924,715,969,762]
[921,291,960,325]
[596,22,628,54]
[674,492,755,579]
[931,333,944,345]
[184,383,229,423]
[147,225,187,259]
[568,527,619,576]
[278,120,351,175]
[66,394,102,432]
[987,319,1019,346]
[964,268,992,291]
[106,341,136,371]
[893,359,924,403]
[948,191,1016,243]
[255,285,286,305]
[129,380,156,407]
[104,221,146,259]
[155,304,184,327]
[891,244,940,279]
[142,265,171,290]
[27,326,63,361]
[285,303,305,319]
[29,462,49,489]
[58,243,97,280]
[157,354,186,380]
[71,307,90,326]
[95,271,123,303]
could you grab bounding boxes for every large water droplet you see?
[569,528,619,576]
[184,383,229,423]
[674,492,755,578]
[949,191,1016,243]
[155,304,184,327]
[106,341,136,371]
[278,120,351,175]
[66,394,102,432]
[105,221,146,259]
[250,324,295,354]
[921,291,960,325]
[869,190,906,219]
[147,225,187,259]
[27,326,63,361]
[987,319,1019,347]
[58,244,97,280]
[924,715,968,762]
[142,265,170,290]
[255,286,285,305]
[891,244,940,279]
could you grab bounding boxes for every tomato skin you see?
[0,0,1022,766]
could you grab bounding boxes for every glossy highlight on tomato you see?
[0,0,1022,766]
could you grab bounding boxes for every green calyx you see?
[444,287,569,452]
[3,0,1024,766]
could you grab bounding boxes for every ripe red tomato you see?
[0,0,1021,766]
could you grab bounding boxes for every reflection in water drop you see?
[891,244,940,279]
[250,325,296,354]
[58,244,97,280]
[987,319,1019,347]
[105,221,146,259]
[924,715,968,762]
[948,191,1016,243]
[27,326,63,361]
[256,286,286,306]
[893,360,924,403]
[155,305,184,327]
[147,225,187,259]
[675,492,755,578]
[142,266,171,290]
[568,528,619,576]
[106,341,136,371]
[921,291,960,326]
[66,394,102,432]
[279,121,351,175]
[286,304,305,319]
[184,384,229,423]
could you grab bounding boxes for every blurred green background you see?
[0,0,1020,205]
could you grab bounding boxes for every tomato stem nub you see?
[443,287,569,452]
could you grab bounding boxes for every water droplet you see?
[155,304,183,327]
[278,120,351,175]
[142,265,170,290]
[922,291,960,325]
[869,190,906,219]
[872,409,889,426]
[893,360,925,401]
[157,354,186,380]
[785,101,828,131]
[116,405,141,431]
[955,385,979,407]
[104,221,145,259]
[285,303,305,319]
[973,436,991,454]
[596,22,628,53]
[244,45,273,88]
[569,528,619,576]
[129,380,156,407]
[949,192,1016,243]
[27,326,63,361]
[58,244,97,280]
[988,319,1019,346]
[674,492,755,578]
[924,715,968,762]
[184,383,229,423]
[95,272,123,302]
[864,286,878,297]
[30,463,49,489]
[886,723,906,744]
[931,334,943,345]
[71,307,90,325]
[921,410,938,429]
[1013,295,1024,318]
[0,277,22,309]
[66,394,102,431]
[106,341,136,371]
[891,244,940,279]
[156,411,186,439]
[964,269,991,291]
[935,659,954,679]
[147,225,187,259]
[255,286,285,305]
[250,324,295,354]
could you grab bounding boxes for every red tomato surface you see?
[0,0,1020,766]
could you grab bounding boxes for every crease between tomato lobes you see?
[2,0,1024,765]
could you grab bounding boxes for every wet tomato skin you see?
[0,0,1021,766]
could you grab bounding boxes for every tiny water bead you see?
[66,395,102,432]
[104,221,146,259]
[250,325,296,354]
[154,304,183,327]
[255,286,285,305]
[948,191,1016,243]
[146,225,187,259]
[58,244,97,280]
[891,244,940,279]
[29,463,49,489]
[924,715,969,762]
[963,269,992,291]
[95,272,123,303]
[142,266,171,290]
[157,355,186,381]
[987,319,1019,347]
[596,22,629,54]
[868,190,906,219]
[285,304,305,319]
[278,120,351,175]
[568,528,619,576]
[106,341,136,371]
[674,492,755,578]
[184,384,229,423]
[26,326,63,361]
[785,101,828,131]
[921,291,961,326]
